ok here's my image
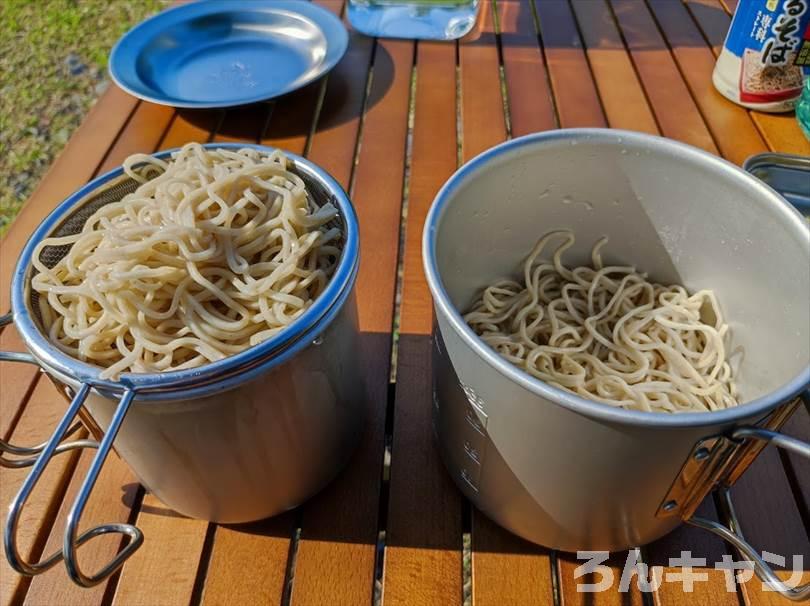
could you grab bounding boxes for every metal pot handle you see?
[671,393,810,602]
[689,486,809,602]
[0,313,144,587]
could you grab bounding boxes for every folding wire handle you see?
[1,312,144,586]
[659,394,810,602]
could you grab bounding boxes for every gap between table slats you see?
[382,37,463,606]
[463,3,558,605]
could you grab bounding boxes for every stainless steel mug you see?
[422,129,810,600]
[0,144,363,586]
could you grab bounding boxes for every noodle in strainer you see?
[30,143,342,379]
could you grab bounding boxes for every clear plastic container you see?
[347,0,480,40]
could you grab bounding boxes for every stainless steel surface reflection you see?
[110,0,348,108]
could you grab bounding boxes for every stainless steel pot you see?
[0,144,362,586]
[422,129,810,601]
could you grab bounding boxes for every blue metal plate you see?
[109,0,348,108]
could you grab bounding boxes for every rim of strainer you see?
[11,143,359,395]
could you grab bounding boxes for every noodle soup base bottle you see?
[712,0,810,112]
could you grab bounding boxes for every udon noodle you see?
[463,231,738,413]
[31,143,342,379]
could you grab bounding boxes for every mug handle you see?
[687,395,810,602]
[0,312,144,587]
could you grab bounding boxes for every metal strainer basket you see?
[0,144,362,587]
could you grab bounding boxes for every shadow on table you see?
[174,40,396,143]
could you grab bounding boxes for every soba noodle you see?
[31,143,342,379]
[463,231,738,413]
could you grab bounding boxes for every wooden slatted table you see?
[1,1,808,605]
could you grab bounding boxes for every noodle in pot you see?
[463,230,738,413]
[31,143,342,379]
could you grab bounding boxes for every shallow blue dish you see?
[109,0,348,108]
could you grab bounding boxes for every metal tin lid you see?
[11,144,360,399]
[743,152,810,216]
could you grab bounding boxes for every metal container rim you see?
[422,128,810,428]
[108,0,349,109]
[11,143,360,395]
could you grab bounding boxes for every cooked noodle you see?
[31,143,342,379]
[463,230,738,413]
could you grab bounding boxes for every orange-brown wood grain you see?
[0,379,84,606]
[496,0,557,136]
[97,102,176,173]
[285,33,408,606]
[19,103,178,606]
[459,8,557,602]
[683,0,731,55]
[109,106,246,606]
[111,493,209,606]
[384,40,463,606]
[646,0,768,165]
[22,452,137,606]
[610,0,718,153]
[201,513,295,606]
[646,500,739,606]
[397,41,458,338]
[0,326,40,439]
[472,511,555,605]
[570,0,659,134]
[557,551,645,606]
[535,0,607,128]
[385,335,464,606]
[460,0,507,160]
[751,114,810,156]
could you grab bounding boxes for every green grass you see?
[0,0,164,237]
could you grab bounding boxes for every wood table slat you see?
[647,500,740,606]
[570,0,659,134]
[459,5,557,603]
[472,511,554,606]
[496,0,557,136]
[112,493,209,606]
[683,0,731,55]
[0,379,85,606]
[1,0,808,602]
[534,0,607,128]
[460,0,507,160]
[751,114,810,156]
[557,551,645,606]
[201,513,295,606]
[284,23,406,606]
[383,39,463,606]
[0,85,139,314]
[19,102,179,606]
[730,446,810,606]
[110,107,247,606]
[97,103,176,173]
[0,326,40,440]
[779,406,810,533]
[646,0,767,165]
[609,0,718,154]
[22,452,137,606]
